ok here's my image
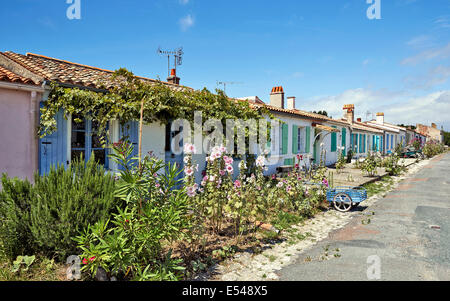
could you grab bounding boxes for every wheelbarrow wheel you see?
[333,193,353,212]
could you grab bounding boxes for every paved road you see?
[278,153,450,281]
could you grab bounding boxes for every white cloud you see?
[179,0,189,5]
[179,14,195,31]
[404,65,450,89]
[434,15,450,29]
[406,35,432,49]
[401,43,450,65]
[302,88,450,129]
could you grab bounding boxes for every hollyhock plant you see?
[184,143,196,155]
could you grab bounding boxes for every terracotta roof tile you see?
[0,65,37,85]
[0,51,190,92]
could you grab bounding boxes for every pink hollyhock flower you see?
[184,143,196,155]
[255,156,265,167]
[203,176,208,182]
[295,164,299,169]
[234,180,241,188]
[209,175,216,182]
[226,164,234,174]
[219,170,226,176]
[276,182,284,188]
[286,185,292,193]
[186,186,196,197]
[322,179,329,187]
[184,167,194,177]
[272,174,276,180]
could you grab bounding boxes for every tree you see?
[443,131,450,146]
[312,110,328,117]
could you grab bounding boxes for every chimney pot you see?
[343,104,354,124]
[270,86,285,109]
[167,68,180,85]
[357,118,362,122]
[376,112,384,125]
[287,96,296,110]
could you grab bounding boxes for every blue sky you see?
[1,0,449,129]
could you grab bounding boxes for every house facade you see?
[416,123,443,143]
[0,65,44,184]
[339,105,384,159]
[0,51,187,181]
[366,113,406,154]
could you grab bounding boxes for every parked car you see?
[401,146,423,158]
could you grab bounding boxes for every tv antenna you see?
[157,47,184,77]
[365,110,373,121]
[216,81,243,95]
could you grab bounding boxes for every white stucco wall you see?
[141,122,166,161]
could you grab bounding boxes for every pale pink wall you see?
[0,87,40,184]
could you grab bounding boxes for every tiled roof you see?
[365,121,400,133]
[339,118,384,134]
[0,65,37,85]
[0,51,188,91]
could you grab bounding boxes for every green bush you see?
[75,142,190,281]
[422,142,445,158]
[29,157,117,260]
[0,156,117,262]
[0,176,34,260]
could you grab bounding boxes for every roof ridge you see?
[26,52,116,74]
[25,52,188,88]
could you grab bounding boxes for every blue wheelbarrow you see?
[326,186,367,212]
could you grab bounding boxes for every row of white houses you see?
[0,51,418,185]
[238,87,410,176]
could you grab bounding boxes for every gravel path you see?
[202,158,431,281]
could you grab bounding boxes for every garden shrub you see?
[422,141,445,158]
[75,142,191,281]
[29,156,117,260]
[0,175,34,261]
[360,152,379,177]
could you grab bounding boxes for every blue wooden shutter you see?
[39,108,68,175]
[119,121,139,170]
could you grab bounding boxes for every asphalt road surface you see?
[278,153,450,281]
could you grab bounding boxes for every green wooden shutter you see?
[341,128,346,155]
[305,126,311,153]
[292,125,298,154]
[331,126,337,152]
[282,123,288,155]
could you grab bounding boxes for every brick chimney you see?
[343,104,354,124]
[286,96,296,110]
[376,112,384,125]
[270,86,284,109]
[167,68,180,85]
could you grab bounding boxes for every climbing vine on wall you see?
[38,69,269,142]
